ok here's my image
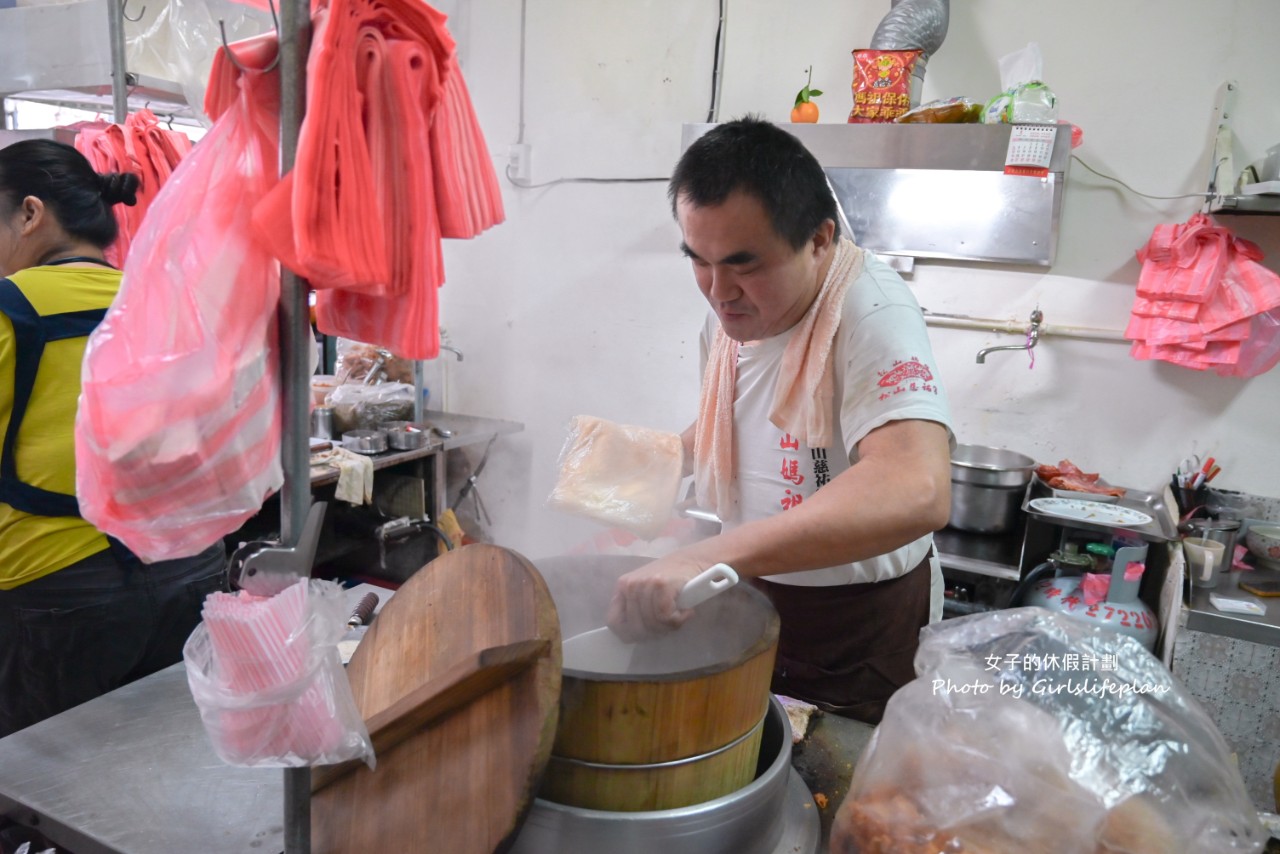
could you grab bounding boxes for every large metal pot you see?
[949,444,1035,534]
[509,695,818,854]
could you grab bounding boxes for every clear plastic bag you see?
[982,43,1058,125]
[326,382,416,433]
[334,338,417,385]
[125,0,274,125]
[547,415,685,541]
[894,97,982,124]
[830,608,1266,854]
[74,37,284,562]
[184,579,375,768]
[1216,307,1280,377]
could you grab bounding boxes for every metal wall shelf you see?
[682,122,1073,267]
[1209,192,1280,215]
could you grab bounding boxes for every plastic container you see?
[311,374,340,406]
[311,407,334,440]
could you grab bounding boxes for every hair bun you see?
[98,172,141,207]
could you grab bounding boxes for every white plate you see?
[1028,497,1153,527]
[1049,487,1120,504]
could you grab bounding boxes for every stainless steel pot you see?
[380,421,431,450]
[342,429,388,455]
[509,696,818,854]
[949,444,1035,534]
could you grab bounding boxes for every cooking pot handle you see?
[676,563,739,610]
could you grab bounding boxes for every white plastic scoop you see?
[561,563,739,673]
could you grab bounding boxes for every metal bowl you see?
[342,429,388,455]
[951,444,1036,488]
[380,421,432,451]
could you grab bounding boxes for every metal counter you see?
[0,663,283,854]
[0,580,394,853]
[1185,567,1280,647]
[0,671,872,854]
[0,574,874,854]
[789,710,877,853]
[312,410,522,521]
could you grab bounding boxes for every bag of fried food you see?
[830,608,1266,854]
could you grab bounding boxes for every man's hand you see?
[606,556,707,643]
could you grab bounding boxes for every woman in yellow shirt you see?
[0,140,226,738]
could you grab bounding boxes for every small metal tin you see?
[380,421,432,451]
[342,429,388,455]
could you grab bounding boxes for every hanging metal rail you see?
[106,0,130,122]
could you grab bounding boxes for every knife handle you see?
[348,592,379,628]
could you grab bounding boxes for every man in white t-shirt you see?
[607,116,955,723]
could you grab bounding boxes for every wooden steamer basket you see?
[534,555,780,812]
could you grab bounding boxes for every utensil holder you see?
[1173,482,1206,517]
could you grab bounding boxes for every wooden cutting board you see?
[312,544,561,853]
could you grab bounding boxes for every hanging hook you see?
[218,0,280,74]
[121,0,146,22]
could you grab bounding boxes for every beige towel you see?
[313,447,375,505]
[694,238,864,521]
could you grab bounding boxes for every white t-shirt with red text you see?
[700,252,954,587]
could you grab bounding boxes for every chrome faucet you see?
[976,309,1043,364]
[439,344,463,362]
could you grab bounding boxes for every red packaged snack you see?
[848,49,921,123]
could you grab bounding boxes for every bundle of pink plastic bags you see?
[76,0,502,560]
[1126,213,1280,377]
[73,110,194,267]
[253,0,503,359]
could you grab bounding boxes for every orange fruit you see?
[791,101,819,123]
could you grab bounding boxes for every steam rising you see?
[532,555,777,677]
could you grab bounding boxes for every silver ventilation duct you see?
[869,0,950,104]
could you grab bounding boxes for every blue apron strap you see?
[43,309,109,342]
[0,278,106,518]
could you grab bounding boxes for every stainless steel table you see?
[0,584,392,854]
[0,566,875,854]
[1185,567,1280,647]
[312,410,522,523]
[0,662,282,854]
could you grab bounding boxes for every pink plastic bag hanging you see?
[1134,214,1231,304]
[73,110,194,267]
[251,0,504,359]
[1128,213,1280,375]
[75,36,285,562]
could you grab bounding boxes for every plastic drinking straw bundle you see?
[184,579,373,768]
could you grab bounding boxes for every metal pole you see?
[413,360,425,422]
[277,0,313,847]
[106,0,129,123]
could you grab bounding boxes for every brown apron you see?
[753,549,932,725]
